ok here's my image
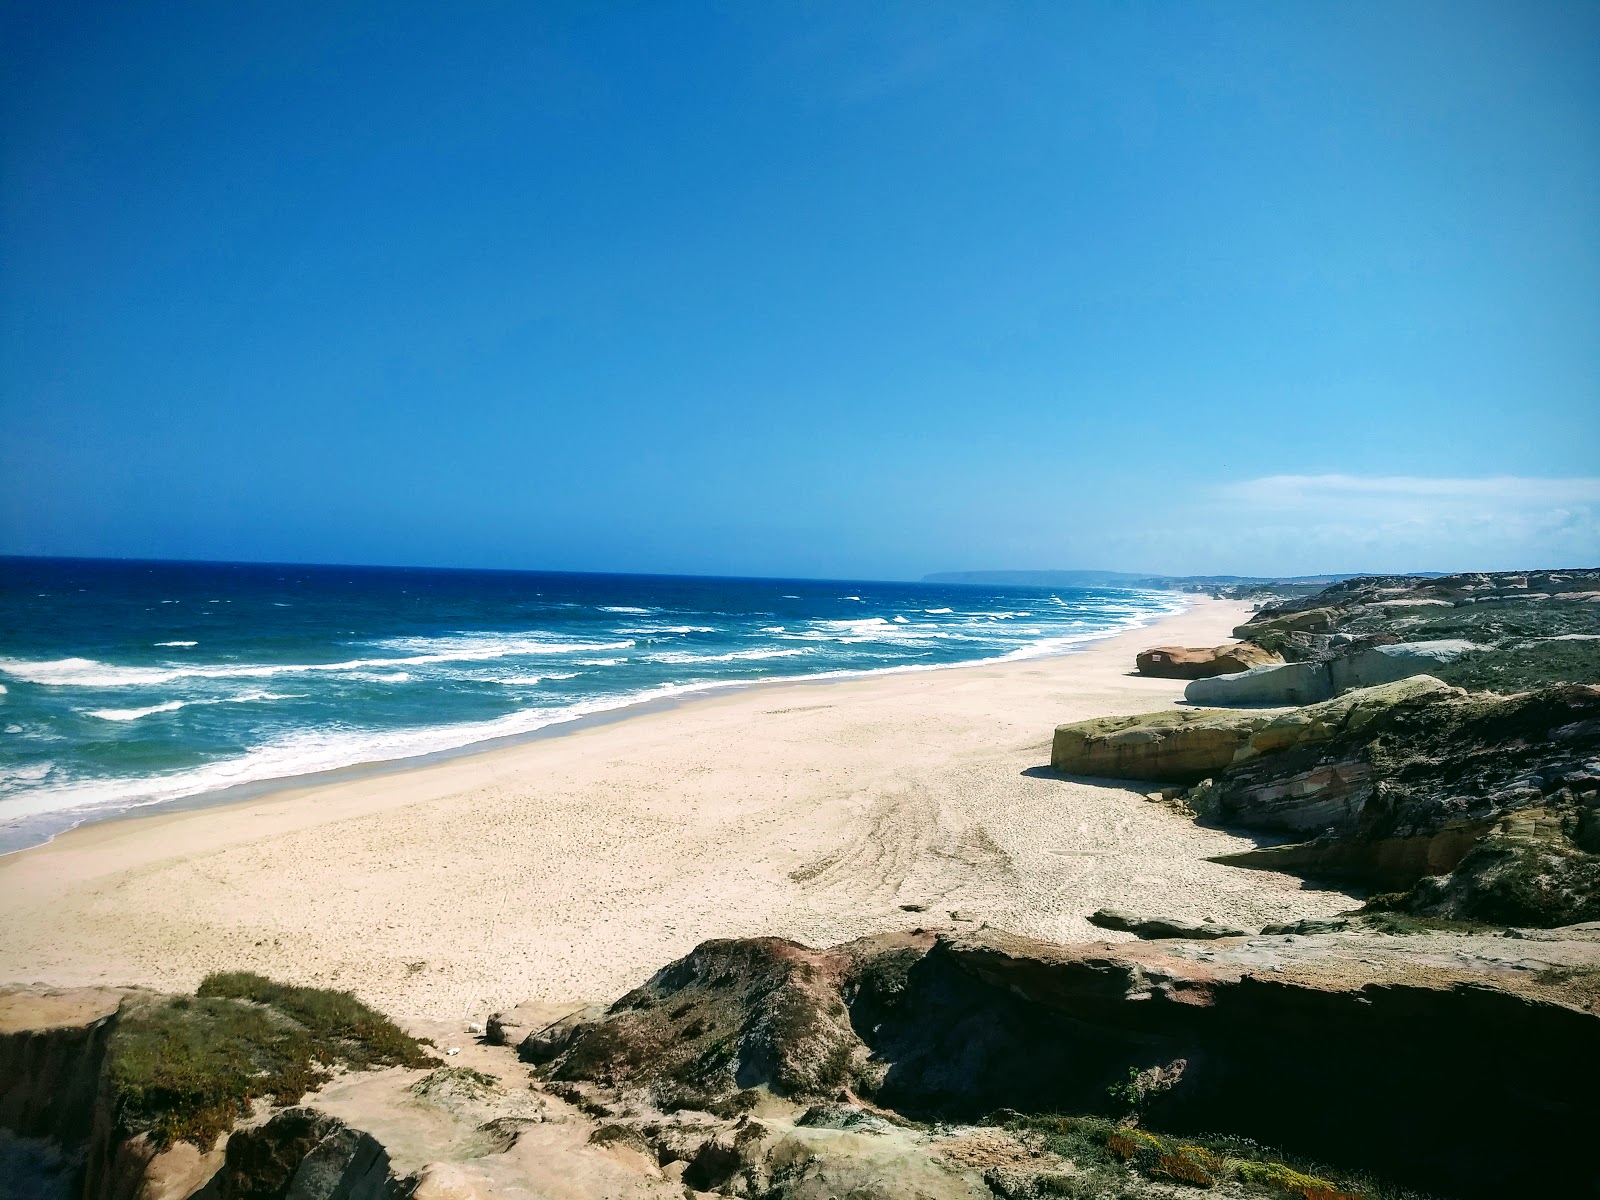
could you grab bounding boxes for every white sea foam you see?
[85,690,293,722]
[1,762,54,785]
[645,648,808,665]
[892,616,909,623]
[599,605,653,614]
[615,625,716,635]
[924,607,953,614]
[155,641,198,648]
[88,700,188,721]
[0,638,637,689]
[497,672,579,685]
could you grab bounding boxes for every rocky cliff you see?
[1232,569,1600,693]
[524,924,1600,1199]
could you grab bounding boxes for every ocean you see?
[0,557,1182,853]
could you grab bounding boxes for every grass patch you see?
[196,972,434,1068]
[106,974,435,1151]
[1005,1115,1440,1200]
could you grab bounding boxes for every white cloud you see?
[1218,474,1600,505]
[1191,474,1600,573]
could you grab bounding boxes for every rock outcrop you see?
[1133,642,1280,679]
[1050,676,1450,782]
[1196,682,1600,923]
[0,977,440,1200]
[528,925,1600,1200]
[1184,659,1335,705]
[1183,638,1485,707]
[1231,569,1600,692]
[193,1107,404,1199]
[1086,909,1250,939]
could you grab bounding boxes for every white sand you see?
[0,599,1355,1021]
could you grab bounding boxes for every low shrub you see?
[106,974,435,1150]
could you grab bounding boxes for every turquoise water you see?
[0,558,1182,851]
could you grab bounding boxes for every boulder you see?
[1087,909,1249,940]
[1135,642,1281,679]
[194,1108,403,1199]
[1184,661,1334,706]
[1327,639,1481,693]
[1050,677,1453,783]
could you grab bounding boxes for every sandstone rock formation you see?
[1184,639,1486,706]
[1133,641,1280,679]
[1184,658,1334,705]
[1050,676,1450,782]
[1197,682,1600,924]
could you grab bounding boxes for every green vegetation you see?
[196,972,434,1068]
[1005,1115,1441,1200]
[106,973,435,1151]
[1435,642,1600,692]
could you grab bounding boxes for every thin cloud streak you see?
[1218,475,1600,504]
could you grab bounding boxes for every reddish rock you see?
[1135,642,1281,679]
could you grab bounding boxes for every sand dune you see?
[0,599,1354,1021]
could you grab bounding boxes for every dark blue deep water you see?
[0,557,1181,850]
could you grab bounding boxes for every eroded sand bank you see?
[0,599,1356,1020]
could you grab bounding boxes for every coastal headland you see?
[0,598,1349,1021]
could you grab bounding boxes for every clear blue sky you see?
[3,2,1596,579]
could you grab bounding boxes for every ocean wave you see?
[644,647,808,665]
[496,672,579,685]
[155,640,198,647]
[87,700,188,721]
[924,607,953,614]
[614,625,717,635]
[0,761,54,785]
[0,638,637,688]
[599,605,653,614]
[85,690,294,722]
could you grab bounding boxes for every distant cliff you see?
[921,569,1359,590]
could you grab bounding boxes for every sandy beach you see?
[0,598,1356,1021]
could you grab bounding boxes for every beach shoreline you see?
[0,591,1186,857]
[0,598,1359,1021]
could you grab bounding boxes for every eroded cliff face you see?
[528,924,1600,1200]
[1053,673,1600,925]
[0,986,127,1199]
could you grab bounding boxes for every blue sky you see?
[3,2,1596,579]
